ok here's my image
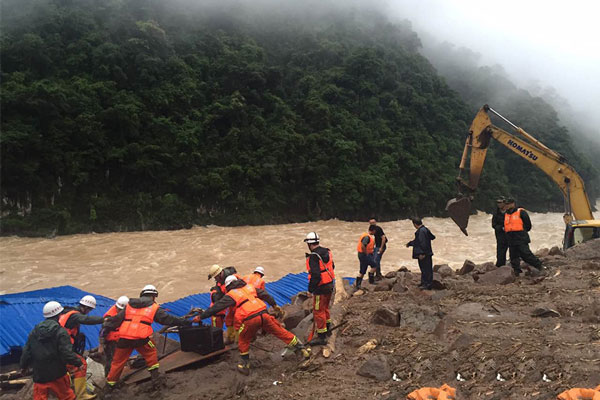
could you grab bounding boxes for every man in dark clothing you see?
[492,198,509,267]
[102,285,192,395]
[58,295,104,400]
[503,199,543,275]
[406,217,436,290]
[196,276,308,375]
[303,231,335,346]
[21,301,82,400]
[355,226,378,288]
[369,219,388,281]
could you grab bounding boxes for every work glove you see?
[273,305,283,319]
[225,326,237,344]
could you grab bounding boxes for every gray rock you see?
[282,304,308,330]
[430,273,446,290]
[290,313,313,342]
[535,247,550,257]
[374,279,395,292]
[392,281,408,293]
[457,259,476,275]
[356,355,392,381]
[476,266,515,285]
[372,306,401,327]
[548,246,565,257]
[290,291,310,306]
[436,264,454,278]
[384,271,398,279]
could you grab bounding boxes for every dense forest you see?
[1,0,597,236]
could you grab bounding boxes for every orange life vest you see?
[306,250,335,286]
[244,273,266,291]
[227,284,267,328]
[357,233,375,254]
[210,286,227,318]
[103,305,121,342]
[118,303,159,340]
[557,387,600,400]
[58,310,80,344]
[504,208,525,232]
[408,384,456,400]
[217,273,243,293]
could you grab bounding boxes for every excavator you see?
[446,104,600,250]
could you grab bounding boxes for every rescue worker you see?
[492,197,509,267]
[406,217,436,290]
[99,296,129,376]
[196,275,309,375]
[207,264,241,343]
[303,232,335,346]
[102,285,192,396]
[244,266,266,291]
[58,295,104,400]
[503,198,543,275]
[369,218,388,281]
[20,301,82,400]
[355,226,377,288]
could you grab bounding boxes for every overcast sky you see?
[388,0,600,133]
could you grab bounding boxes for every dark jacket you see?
[407,226,435,259]
[20,318,82,383]
[492,208,507,242]
[102,295,191,335]
[307,246,335,295]
[61,306,105,329]
[504,207,532,245]
[200,280,276,320]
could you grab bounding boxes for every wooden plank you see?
[123,347,229,384]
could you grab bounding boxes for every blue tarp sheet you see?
[0,272,311,356]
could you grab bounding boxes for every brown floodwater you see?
[0,207,592,302]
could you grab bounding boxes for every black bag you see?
[178,325,224,355]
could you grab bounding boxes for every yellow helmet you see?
[208,264,223,280]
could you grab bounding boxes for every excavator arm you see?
[447,105,595,235]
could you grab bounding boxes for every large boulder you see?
[476,266,515,285]
[384,271,398,279]
[282,304,308,330]
[457,260,476,275]
[372,306,401,327]
[548,246,565,257]
[430,273,446,290]
[434,264,455,278]
[535,247,550,257]
[290,291,311,306]
[356,355,392,381]
[374,279,395,292]
[290,313,313,342]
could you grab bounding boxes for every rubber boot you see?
[308,332,328,346]
[354,276,363,289]
[326,321,332,337]
[368,272,375,285]
[149,368,166,390]
[237,354,250,376]
[73,377,97,400]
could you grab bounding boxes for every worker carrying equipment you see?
[196,276,309,375]
[58,295,104,400]
[244,266,266,291]
[304,231,335,346]
[102,285,192,397]
[100,296,129,376]
[21,301,84,400]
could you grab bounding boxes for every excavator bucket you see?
[446,197,472,236]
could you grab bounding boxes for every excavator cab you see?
[563,222,600,251]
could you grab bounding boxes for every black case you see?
[178,325,224,355]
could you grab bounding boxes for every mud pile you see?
[7,241,600,399]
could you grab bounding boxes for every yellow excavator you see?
[446,104,600,250]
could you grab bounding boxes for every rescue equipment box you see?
[178,325,224,355]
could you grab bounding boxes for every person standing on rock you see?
[503,198,543,275]
[492,197,509,267]
[369,219,388,281]
[406,217,436,290]
[20,301,82,400]
[355,226,377,288]
[303,232,335,346]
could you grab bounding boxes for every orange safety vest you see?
[103,305,121,342]
[58,310,80,344]
[357,233,375,254]
[118,303,159,340]
[227,285,267,328]
[306,250,335,286]
[504,208,525,232]
[244,273,266,291]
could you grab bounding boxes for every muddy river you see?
[0,207,593,301]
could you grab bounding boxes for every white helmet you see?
[43,301,64,318]
[207,264,223,280]
[140,284,158,297]
[79,295,96,309]
[304,232,320,244]
[224,275,238,287]
[254,266,265,275]
[116,296,129,310]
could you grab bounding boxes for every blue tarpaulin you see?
[0,272,311,356]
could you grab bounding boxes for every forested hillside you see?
[0,0,594,235]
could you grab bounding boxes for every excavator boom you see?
[447,105,596,238]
